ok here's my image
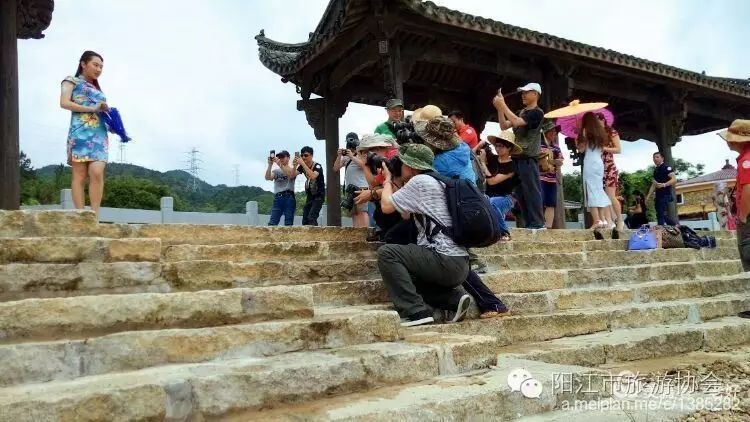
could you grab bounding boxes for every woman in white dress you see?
[577,112,612,229]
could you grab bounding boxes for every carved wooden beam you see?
[17,0,53,39]
[297,98,326,140]
[329,40,379,90]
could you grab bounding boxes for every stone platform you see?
[0,210,747,421]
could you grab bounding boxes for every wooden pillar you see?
[324,96,347,227]
[543,70,573,229]
[382,39,403,100]
[0,0,20,210]
[652,95,687,224]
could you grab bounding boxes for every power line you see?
[118,142,128,164]
[183,147,203,191]
[232,165,240,186]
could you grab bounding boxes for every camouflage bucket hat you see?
[398,143,435,172]
[414,116,461,151]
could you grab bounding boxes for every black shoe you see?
[739,311,750,319]
[400,310,435,327]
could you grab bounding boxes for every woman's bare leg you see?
[87,161,106,215]
[544,206,555,229]
[606,186,624,230]
[589,208,602,229]
[71,162,88,209]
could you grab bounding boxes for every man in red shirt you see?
[719,119,750,319]
[448,110,479,150]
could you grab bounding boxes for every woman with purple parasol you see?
[60,51,109,215]
[575,112,613,229]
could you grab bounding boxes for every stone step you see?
[162,240,380,262]
[497,316,750,367]
[481,247,738,272]
[130,224,368,245]
[0,210,99,237]
[0,261,167,302]
[312,267,747,308]
[484,260,743,293]
[0,237,161,264]
[0,342,480,421]
[2,255,739,304]
[499,275,750,315]
[162,239,739,262]
[0,286,313,343]
[163,259,381,290]
[408,294,750,347]
[234,358,610,421]
[0,309,400,387]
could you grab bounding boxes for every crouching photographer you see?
[377,143,471,327]
[333,132,370,228]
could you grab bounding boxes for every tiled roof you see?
[677,168,737,187]
[256,0,750,99]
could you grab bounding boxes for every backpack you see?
[539,148,555,173]
[421,172,502,248]
[679,226,717,250]
[470,152,486,194]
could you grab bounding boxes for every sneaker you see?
[449,294,472,323]
[471,261,488,274]
[401,310,435,327]
[739,310,750,319]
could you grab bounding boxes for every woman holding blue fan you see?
[60,51,109,215]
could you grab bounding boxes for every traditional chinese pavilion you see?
[0,0,54,210]
[256,0,750,226]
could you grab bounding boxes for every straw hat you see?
[718,119,750,143]
[544,99,609,119]
[487,130,522,155]
[412,105,443,122]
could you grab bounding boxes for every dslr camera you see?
[339,132,360,157]
[341,184,359,212]
[387,116,422,144]
[366,153,403,179]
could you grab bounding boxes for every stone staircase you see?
[1,210,748,421]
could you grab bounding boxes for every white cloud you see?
[18,0,749,191]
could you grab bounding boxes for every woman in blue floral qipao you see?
[60,51,109,215]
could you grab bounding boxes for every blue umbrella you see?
[99,108,131,142]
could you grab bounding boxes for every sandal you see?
[480,309,511,319]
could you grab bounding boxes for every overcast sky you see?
[18,0,750,190]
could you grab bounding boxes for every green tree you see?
[562,171,582,204]
[102,176,171,210]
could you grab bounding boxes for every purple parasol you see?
[556,108,615,138]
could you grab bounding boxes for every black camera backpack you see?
[422,172,502,248]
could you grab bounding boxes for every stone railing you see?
[20,189,352,227]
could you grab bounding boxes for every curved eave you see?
[406,0,750,99]
[254,0,354,77]
[17,0,54,39]
[255,33,309,78]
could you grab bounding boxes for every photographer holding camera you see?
[333,132,370,228]
[294,146,325,226]
[354,134,402,240]
[264,150,297,226]
[375,99,405,143]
